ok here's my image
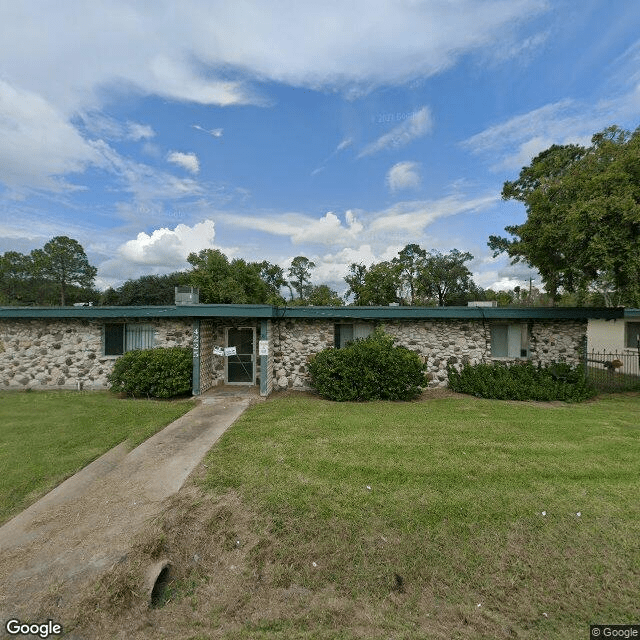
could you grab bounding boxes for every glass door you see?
[226,327,255,384]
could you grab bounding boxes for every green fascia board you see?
[274,306,624,320]
[0,304,274,319]
[0,304,624,321]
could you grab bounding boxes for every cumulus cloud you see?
[359,107,433,157]
[386,161,422,191]
[222,209,365,245]
[167,151,200,174]
[118,220,216,267]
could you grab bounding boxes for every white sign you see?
[259,340,269,356]
[224,346,237,356]
[213,347,224,356]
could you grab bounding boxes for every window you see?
[334,323,372,348]
[491,324,529,358]
[104,323,155,356]
[625,322,640,349]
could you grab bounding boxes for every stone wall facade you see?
[0,315,587,394]
[271,318,335,390]
[270,318,587,390]
[0,318,192,390]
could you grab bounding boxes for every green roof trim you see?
[0,304,274,319]
[0,304,624,320]
[274,306,623,320]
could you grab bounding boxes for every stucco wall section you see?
[0,318,192,390]
[271,318,587,390]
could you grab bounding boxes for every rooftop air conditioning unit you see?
[467,301,497,307]
[175,286,199,305]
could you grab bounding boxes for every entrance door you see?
[226,327,255,384]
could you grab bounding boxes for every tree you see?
[0,251,34,304]
[393,243,426,304]
[344,261,402,305]
[101,272,188,305]
[490,125,640,306]
[417,249,474,306]
[287,256,316,301]
[344,263,368,305]
[31,236,97,306]
[186,249,271,304]
[258,261,288,305]
[305,284,343,306]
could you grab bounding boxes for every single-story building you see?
[587,308,640,354]
[0,305,624,395]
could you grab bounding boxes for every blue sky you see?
[1,1,640,298]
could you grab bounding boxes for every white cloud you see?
[359,107,433,157]
[0,1,549,192]
[219,191,497,252]
[222,209,365,246]
[0,80,100,190]
[193,124,224,137]
[167,151,200,175]
[0,1,548,113]
[386,161,422,192]
[369,193,498,235]
[79,113,156,142]
[463,85,640,171]
[118,220,216,267]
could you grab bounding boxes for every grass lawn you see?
[188,393,640,640]
[0,390,195,524]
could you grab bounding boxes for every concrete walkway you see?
[0,389,256,624]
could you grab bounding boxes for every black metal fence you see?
[583,348,640,391]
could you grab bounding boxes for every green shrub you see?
[108,347,193,399]
[447,360,596,402]
[307,328,427,401]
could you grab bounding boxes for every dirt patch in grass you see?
[64,468,432,640]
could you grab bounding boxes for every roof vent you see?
[175,286,199,305]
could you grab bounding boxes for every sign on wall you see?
[259,340,269,356]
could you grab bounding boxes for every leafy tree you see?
[100,272,188,305]
[417,249,475,306]
[344,263,368,305]
[30,236,97,306]
[0,251,34,304]
[258,261,288,305]
[186,249,271,304]
[490,125,640,305]
[393,243,427,304]
[305,284,343,306]
[362,261,402,305]
[287,256,316,301]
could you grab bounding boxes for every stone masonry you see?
[0,318,192,390]
[271,318,587,390]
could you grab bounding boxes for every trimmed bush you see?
[307,328,427,401]
[447,360,596,402]
[108,347,193,399]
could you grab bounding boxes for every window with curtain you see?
[104,323,155,355]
